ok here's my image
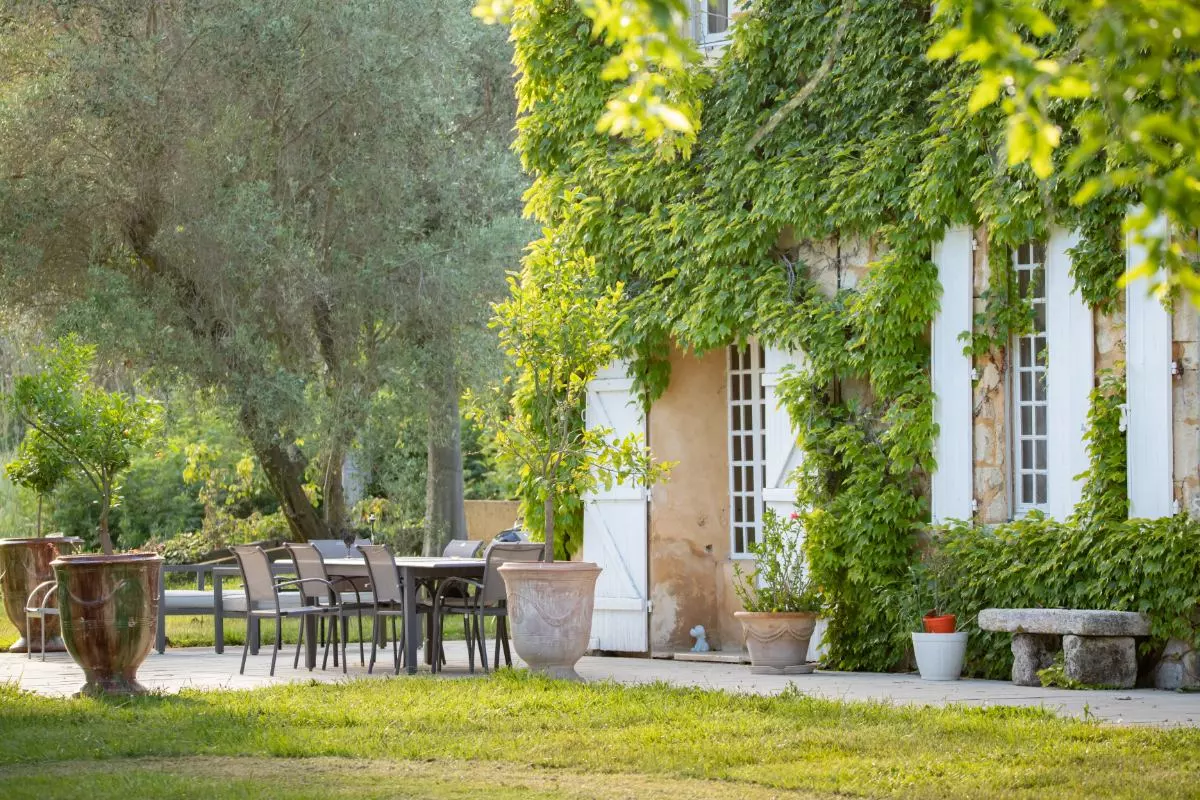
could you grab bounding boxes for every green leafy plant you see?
[466,239,673,561]
[5,429,69,537]
[733,510,820,613]
[7,336,161,555]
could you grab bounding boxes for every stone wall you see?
[1173,304,1200,516]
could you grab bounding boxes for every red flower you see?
[789,512,801,520]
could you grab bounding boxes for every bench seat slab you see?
[979,608,1150,637]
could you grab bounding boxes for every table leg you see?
[214,573,225,654]
[403,565,418,675]
[305,614,318,670]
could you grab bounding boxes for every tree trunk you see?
[422,387,466,556]
[36,496,42,538]
[322,442,347,536]
[97,498,114,555]
[543,494,555,563]
[254,437,330,543]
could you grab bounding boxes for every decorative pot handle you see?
[66,580,129,608]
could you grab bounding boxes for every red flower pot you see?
[922,613,957,634]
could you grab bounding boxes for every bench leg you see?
[1011,633,1060,686]
[1064,634,1138,689]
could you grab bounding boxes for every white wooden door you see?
[1045,227,1094,520]
[581,361,649,653]
[1126,213,1174,518]
[760,346,806,521]
[931,226,975,522]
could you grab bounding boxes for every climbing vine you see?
[505,0,1160,668]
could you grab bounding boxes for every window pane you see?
[708,0,728,35]
[1022,475,1033,504]
[743,405,753,429]
[733,496,742,522]
[1034,303,1046,331]
[1035,374,1046,402]
[745,435,754,460]
[1018,242,1029,263]
[743,373,752,400]
[1035,336,1048,366]
[746,500,755,523]
[1035,440,1047,470]
[1032,242,1045,263]
[732,436,741,461]
[1021,406,1032,433]
[1020,372,1032,399]
[1035,405,1047,434]
[733,467,742,492]
[734,529,743,554]
[729,346,740,370]
[731,374,741,401]
[745,466,755,491]
[1022,440,1033,469]
[1035,474,1048,504]
[1020,338,1031,365]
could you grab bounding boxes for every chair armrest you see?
[26,580,58,609]
[433,577,483,609]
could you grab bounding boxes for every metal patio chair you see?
[24,580,59,662]
[432,542,544,674]
[285,542,373,672]
[357,543,434,674]
[442,539,483,558]
[230,545,337,677]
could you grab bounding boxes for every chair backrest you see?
[348,538,370,558]
[231,545,277,611]
[285,543,330,603]
[480,542,545,605]
[357,543,403,604]
[309,539,350,559]
[442,539,483,559]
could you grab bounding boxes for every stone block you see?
[978,608,1150,637]
[1154,638,1200,691]
[1063,634,1138,689]
[1011,633,1060,687]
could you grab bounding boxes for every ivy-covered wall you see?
[511,0,1154,670]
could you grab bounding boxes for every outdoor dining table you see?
[323,556,485,675]
[211,555,485,674]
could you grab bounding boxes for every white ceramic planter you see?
[912,631,968,681]
[498,561,601,681]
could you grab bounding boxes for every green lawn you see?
[1,672,1198,799]
[0,606,472,650]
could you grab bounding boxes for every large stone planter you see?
[51,552,162,697]
[736,611,818,675]
[0,537,81,653]
[498,561,601,681]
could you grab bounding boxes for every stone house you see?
[578,223,1195,657]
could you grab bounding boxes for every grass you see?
[0,602,473,649]
[1,672,1199,798]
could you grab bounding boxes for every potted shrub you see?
[0,433,77,653]
[468,246,671,680]
[900,557,967,681]
[10,336,162,695]
[733,510,822,674]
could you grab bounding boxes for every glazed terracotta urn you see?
[736,611,818,675]
[499,561,601,681]
[51,552,162,697]
[0,537,81,653]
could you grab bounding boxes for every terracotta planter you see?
[736,611,818,675]
[51,552,162,697]
[498,561,601,681]
[0,537,81,653]
[922,613,957,634]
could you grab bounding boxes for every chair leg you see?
[240,629,251,675]
[477,610,489,674]
[391,616,400,675]
[294,615,305,669]
[368,614,379,674]
[340,615,348,674]
[500,616,512,666]
[494,618,501,669]
[40,618,47,663]
[466,612,476,674]
[25,613,31,661]
[270,617,281,677]
[356,610,366,666]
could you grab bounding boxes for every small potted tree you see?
[0,436,74,652]
[9,336,162,695]
[469,242,671,680]
[733,510,822,674]
[901,556,967,681]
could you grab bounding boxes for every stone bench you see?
[978,608,1151,689]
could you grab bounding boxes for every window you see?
[695,0,735,50]
[1011,241,1049,513]
[728,343,766,555]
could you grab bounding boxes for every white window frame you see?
[694,0,738,52]
[727,341,766,558]
[1010,241,1051,515]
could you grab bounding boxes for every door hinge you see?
[971,236,979,251]
[1118,403,1130,433]
[646,600,653,614]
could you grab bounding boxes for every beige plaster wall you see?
[464,500,520,541]
[1173,304,1200,516]
[969,234,1011,523]
[646,346,735,652]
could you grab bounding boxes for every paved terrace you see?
[3,645,1198,727]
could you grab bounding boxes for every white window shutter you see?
[1125,214,1174,519]
[760,346,806,520]
[1045,228,1094,520]
[931,226,975,523]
